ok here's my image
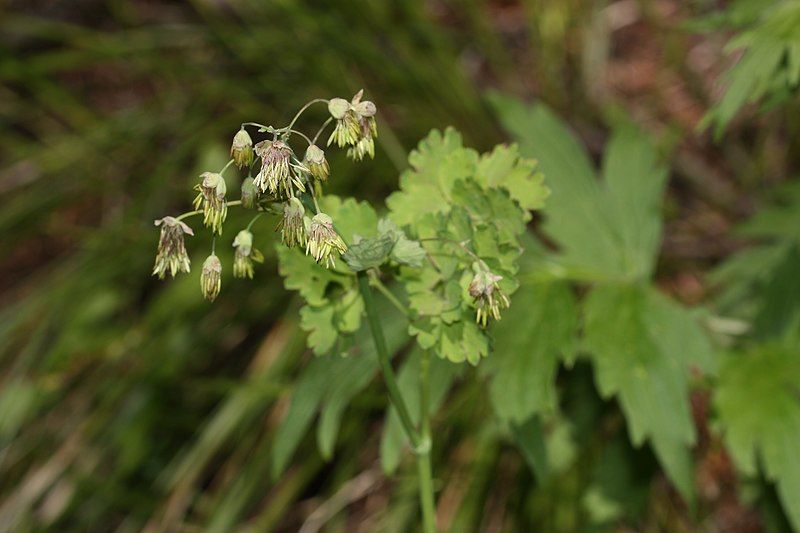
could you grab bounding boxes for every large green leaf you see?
[489,94,667,281]
[715,345,800,531]
[583,284,715,502]
[488,280,578,423]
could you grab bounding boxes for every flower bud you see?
[232,229,264,279]
[306,212,347,268]
[193,172,228,234]
[304,144,330,182]
[468,263,510,327]
[200,253,222,301]
[230,129,254,169]
[241,177,258,209]
[152,216,194,279]
[277,197,307,248]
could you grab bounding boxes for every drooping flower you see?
[230,129,254,169]
[232,229,264,279]
[468,263,510,327]
[304,144,330,182]
[347,94,377,161]
[200,253,222,301]
[193,172,228,234]
[327,97,360,148]
[152,216,194,279]
[240,177,258,209]
[277,197,307,248]
[253,140,306,197]
[306,212,347,268]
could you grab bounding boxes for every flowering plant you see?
[151,93,548,531]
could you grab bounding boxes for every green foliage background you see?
[3,0,800,531]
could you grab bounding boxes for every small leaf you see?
[300,305,337,356]
[342,234,395,271]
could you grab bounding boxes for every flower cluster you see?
[327,90,377,160]
[152,91,378,300]
[468,262,510,327]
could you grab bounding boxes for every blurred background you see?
[2,0,799,531]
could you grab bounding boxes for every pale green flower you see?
[232,229,264,279]
[201,253,222,301]
[193,172,227,234]
[152,216,193,279]
[230,129,254,169]
[306,212,347,268]
[277,197,307,248]
[468,263,509,327]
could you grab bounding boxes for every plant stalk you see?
[417,350,436,533]
[356,271,436,533]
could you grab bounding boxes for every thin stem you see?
[356,272,436,533]
[312,117,333,145]
[368,272,410,317]
[211,236,216,254]
[312,195,322,214]
[241,121,269,131]
[419,237,484,266]
[417,350,436,533]
[285,98,329,133]
[356,272,419,446]
[245,212,264,231]
[175,200,242,222]
[219,159,235,175]
[287,129,313,146]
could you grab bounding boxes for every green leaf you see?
[701,2,800,136]
[509,416,549,480]
[320,195,379,244]
[583,284,714,502]
[378,218,425,268]
[601,125,668,280]
[342,234,395,271]
[475,143,550,214]
[488,281,578,423]
[386,128,479,228]
[271,356,338,478]
[276,246,339,307]
[488,93,668,282]
[316,354,377,459]
[715,345,800,531]
[299,305,337,356]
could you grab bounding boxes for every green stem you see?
[417,350,436,533]
[368,272,410,317]
[285,98,329,132]
[312,117,333,145]
[286,129,313,146]
[245,212,264,231]
[219,159,235,175]
[356,272,436,533]
[175,200,242,222]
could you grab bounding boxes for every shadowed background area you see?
[2,1,798,531]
